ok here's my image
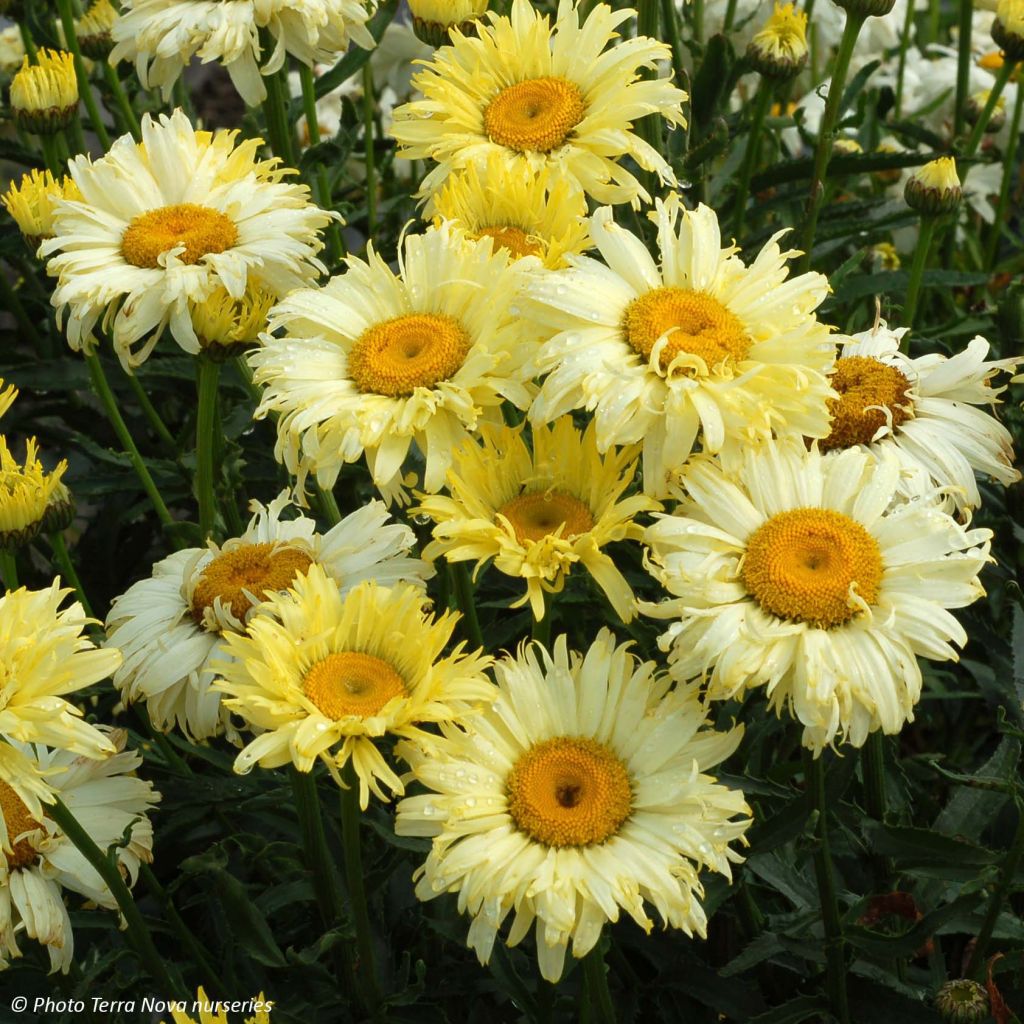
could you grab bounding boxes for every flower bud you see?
[934,979,989,1024]
[10,50,78,134]
[191,284,275,362]
[966,89,1007,132]
[75,0,118,60]
[2,169,81,253]
[832,0,897,18]
[408,0,489,47]
[994,0,1024,62]
[40,481,76,535]
[904,157,961,215]
[0,438,69,551]
[746,3,809,80]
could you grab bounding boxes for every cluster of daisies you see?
[0,0,1021,993]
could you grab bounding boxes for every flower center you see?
[821,355,914,451]
[191,543,313,625]
[121,203,238,269]
[483,77,586,153]
[0,781,42,870]
[623,287,751,373]
[348,313,471,397]
[303,652,406,720]
[474,225,542,260]
[741,508,883,628]
[506,736,632,848]
[496,490,595,544]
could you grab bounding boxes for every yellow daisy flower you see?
[408,0,489,46]
[2,169,82,251]
[42,109,335,371]
[0,437,69,550]
[641,442,993,752]
[428,154,592,269]
[165,988,273,1024]
[527,195,837,498]
[0,731,158,974]
[412,418,659,621]
[396,630,751,982]
[10,50,77,134]
[390,0,687,208]
[76,0,118,59]
[190,282,276,358]
[250,222,535,498]
[214,565,496,808]
[110,0,375,107]
[0,381,17,422]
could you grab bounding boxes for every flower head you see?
[995,0,1024,60]
[75,0,118,59]
[905,156,962,215]
[214,566,495,808]
[2,170,81,252]
[396,630,751,982]
[166,988,273,1024]
[10,51,78,134]
[0,438,68,550]
[190,283,275,359]
[390,0,687,208]
[747,3,808,79]
[408,0,489,46]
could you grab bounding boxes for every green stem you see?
[985,80,1024,270]
[316,485,342,526]
[691,0,704,46]
[55,0,112,149]
[291,768,345,926]
[450,563,484,650]
[966,799,1024,976]
[805,752,850,1024]
[797,12,866,273]
[18,21,37,62]
[39,133,65,178]
[0,550,18,590]
[195,357,221,541]
[125,371,176,453]
[102,63,141,141]
[862,732,887,822]
[732,81,773,239]
[963,60,1015,163]
[48,532,93,617]
[85,350,175,528]
[894,0,917,120]
[581,946,616,1024]
[298,64,343,264]
[48,796,183,997]
[262,60,298,167]
[952,0,973,137]
[723,0,738,33]
[339,762,383,1015]
[362,64,377,240]
[659,0,687,100]
[903,215,937,332]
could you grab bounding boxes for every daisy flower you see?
[527,196,837,498]
[42,109,334,371]
[641,443,993,752]
[250,222,534,498]
[427,154,592,269]
[105,492,431,743]
[395,630,751,983]
[110,0,375,107]
[821,322,1021,512]
[214,565,496,809]
[0,437,68,550]
[166,988,273,1024]
[412,418,659,621]
[390,0,687,208]
[0,731,158,973]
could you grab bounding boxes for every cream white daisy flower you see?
[395,630,751,983]
[42,109,334,371]
[526,196,837,498]
[390,0,687,208]
[0,731,158,973]
[110,0,375,107]
[641,443,993,752]
[821,322,1021,512]
[250,222,535,498]
[105,492,432,742]
[214,566,496,809]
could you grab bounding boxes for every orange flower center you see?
[303,652,407,720]
[121,203,238,269]
[0,781,43,870]
[496,490,594,544]
[821,355,913,451]
[484,77,586,153]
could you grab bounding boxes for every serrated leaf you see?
[864,822,998,868]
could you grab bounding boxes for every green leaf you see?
[746,995,830,1024]
[689,34,733,132]
[864,822,999,869]
[838,59,881,117]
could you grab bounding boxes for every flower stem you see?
[0,550,18,590]
[862,732,887,822]
[893,0,917,120]
[732,81,773,240]
[963,60,1015,163]
[581,945,617,1024]
[903,215,937,332]
[952,0,973,137]
[985,79,1024,270]
[450,562,484,650]
[85,350,175,529]
[195,357,221,541]
[55,0,112,149]
[291,768,345,925]
[102,63,142,141]
[339,762,383,1016]
[48,532,93,617]
[298,63,344,264]
[797,11,866,273]
[966,798,1024,977]
[48,796,183,998]
[805,751,850,1024]
[261,56,298,167]
[125,370,176,453]
[362,64,377,240]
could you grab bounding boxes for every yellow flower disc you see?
[821,355,913,451]
[192,543,313,624]
[507,736,632,848]
[623,287,751,372]
[496,490,595,544]
[0,781,42,871]
[348,313,471,397]
[303,652,407,720]
[741,508,883,628]
[121,203,239,269]
[483,77,586,153]
[474,225,542,259]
